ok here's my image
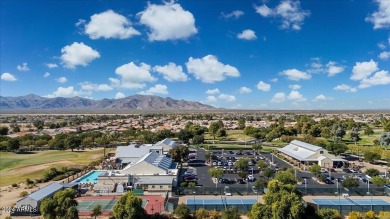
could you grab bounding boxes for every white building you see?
[154,138,177,153]
[278,140,345,168]
[115,144,163,168]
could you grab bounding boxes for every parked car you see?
[247,175,256,182]
[224,186,232,196]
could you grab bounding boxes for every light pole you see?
[193,191,196,212]
[367,192,373,211]
[367,178,370,194]
[304,179,307,195]
[385,166,388,178]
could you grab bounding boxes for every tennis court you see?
[313,198,390,214]
[186,198,257,212]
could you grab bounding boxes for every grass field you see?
[0,148,112,186]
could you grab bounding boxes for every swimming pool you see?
[73,170,106,184]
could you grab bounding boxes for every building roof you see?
[278,140,325,161]
[154,138,177,148]
[136,176,174,185]
[28,182,65,201]
[290,140,322,151]
[121,151,173,173]
[115,144,163,164]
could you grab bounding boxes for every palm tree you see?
[91,205,102,219]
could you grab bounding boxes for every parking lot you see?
[182,149,383,192]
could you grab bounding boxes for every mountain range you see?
[0,94,215,110]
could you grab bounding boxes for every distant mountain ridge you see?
[0,94,215,110]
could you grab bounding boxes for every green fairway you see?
[0,148,111,186]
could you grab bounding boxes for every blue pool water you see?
[73,170,106,184]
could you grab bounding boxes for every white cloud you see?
[221,10,244,19]
[56,77,68,83]
[271,92,286,103]
[46,63,58,69]
[114,62,156,89]
[140,84,169,95]
[358,70,390,89]
[138,2,197,41]
[287,90,306,101]
[255,0,310,30]
[43,72,50,78]
[270,78,278,82]
[280,69,311,81]
[205,88,220,95]
[206,96,218,103]
[365,0,390,29]
[237,29,257,40]
[379,51,390,60]
[84,10,140,39]
[1,72,17,81]
[256,81,271,91]
[16,62,30,71]
[239,87,252,94]
[218,94,236,102]
[326,61,345,77]
[79,82,113,91]
[75,19,86,27]
[289,84,301,90]
[60,42,100,69]
[313,94,333,102]
[378,42,387,50]
[351,59,379,81]
[333,84,357,93]
[115,92,126,99]
[45,86,79,98]
[153,62,189,82]
[186,55,240,83]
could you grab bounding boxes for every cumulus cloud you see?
[270,78,278,82]
[45,86,80,98]
[239,87,252,94]
[115,92,126,99]
[113,62,156,89]
[186,55,240,83]
[256,81,271,91]
[79,82,113,91]
[153,62,189,82]
[237,29,257,40]
[205,88,220,95]
[271,92,286,103]
[358,70,390,89]
[16,62,30,71]
[280,69,311,81]
[43,72,50,78]
[221,10,244,19]
[1,72,17,81]
[313,94,333,101]
[307,57,324,74]
[56,77,68,83]
[61,42,100,69]
[255,0,310,30]
[138,2,197,41]
[206,95,218,103]
[289,84,301,90]
[333,84,357,93]
[287,90,306,101]
[218,94,236,102]
[84,10,140,39]
[378,42,387,50]
[366,0,390,29]
[140,84,169,95]
[46,63,58,69]
[326,61,345,77]
[379,51,390,60]
[351,59,379,81]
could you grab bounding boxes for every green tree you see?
[65,135,81,152]
[174,203,190,219]
[326,142,348,155]
[234,158,249,171]
[209,122,220,140]
[216,128,227,138]
[40,188,78,219]
[113,191,146,219]
[366,168,380,177]
[0,126,9,135]
[321,127,333,139]
[364,126,374,136]
[379,132,390,149]
[364,151,381,163]
[192,134,205,145]
[372,176,389,187]
[221,207,240,219]
[177,129,193,143]
[238,118,246,130]
[252,144,263,154]
[350,127,361,145]
[194,208,221,219]
[7,138,20,152]
[256,160,268,171]
[308,164,322,177]
[91,205,102,219]
[316,208,343,219]
[263,168,276,179]
[274,169,297,185]
[348,211,362,219]
[238,171,248,179]
[364,210,377,219]
[342,176,360,189]
[332,124,346,143]
[33,120,44,130]
[168,145,189,167]
[208,168,224,188]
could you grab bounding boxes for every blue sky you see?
[1,0,389,110]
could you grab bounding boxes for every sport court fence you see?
[297,186,387,196]
[313,198,390,215]
[186,198,256,213]
[174,186,262,196]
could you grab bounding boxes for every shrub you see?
[11,183,18,188]
[19,191,28,197]
[180,182,188,187]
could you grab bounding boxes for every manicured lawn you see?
[0,148,112,186]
